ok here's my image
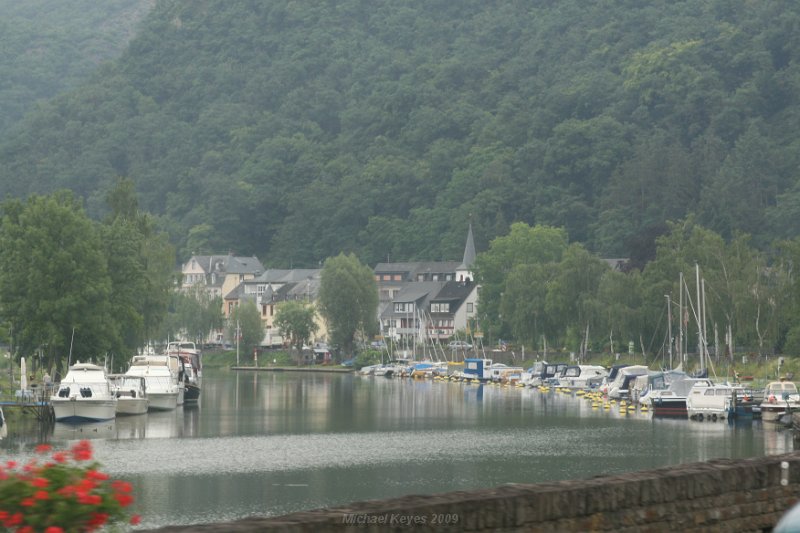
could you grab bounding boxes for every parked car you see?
[448,340,472,350]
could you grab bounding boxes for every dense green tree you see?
[0,192,115,373]
[227,301,264,360]
[102,178,176,355]
[318,253,378,356]
[473,223,569,340]
[274,301,319,353]
[3,1,800,265]
[166,289,223,347]
[544,244,610,354]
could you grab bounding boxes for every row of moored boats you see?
[360,357,800,424]
[50,342,202,423]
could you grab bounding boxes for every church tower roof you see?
[458,223,476,272]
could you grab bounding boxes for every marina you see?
[0,369,794,529]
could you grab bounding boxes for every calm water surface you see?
[1,371,794,528]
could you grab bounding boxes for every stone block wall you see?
[147,452,800,532]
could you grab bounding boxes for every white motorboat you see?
[51,362,117,423]
[109,374,149,415]
[557,365,608,390]
[0,407,6,439]
[125,354,185,411]
[686,382,756,421]
[760,381,800,423]
[607,365,649,399]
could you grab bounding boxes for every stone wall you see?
[147,452,800,532]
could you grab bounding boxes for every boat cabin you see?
[463,358,493,380]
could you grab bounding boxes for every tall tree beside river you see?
[0,187,176,373]
[318,253,378,357]
[0,192,115,374]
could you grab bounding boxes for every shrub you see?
[0,440,140,532]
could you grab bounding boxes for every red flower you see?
[7,513,23,527]
[130,514,142,525]
[88,512,109,527]
[78,493,103,506]
[17,526,33,533]
[34,444,52,454]
[114,492,134,507]
[71,440,93,461]
[31,477,49,488]
[78,478,97,492]
[34,490,49,500]
[56,485,75,497]
[0,511,7,520]
[112,480,133,493]
[86,469,109,481]
[45,527,65,533]
[20,498,35,507]
[51,451,67,463]
[5,460,16,469]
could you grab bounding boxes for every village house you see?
[374,224,479,348]
[223,269,327,348]
[180,254,265,300]
[182,225,479,351]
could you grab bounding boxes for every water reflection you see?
[53,421,116,441]
[0,372,795,529]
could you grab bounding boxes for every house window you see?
[262,305,267,317]
[467,303,474,313]
[393,274,402,281]
[431,303,448,313]
[394,302,410,313]
[432,274,439,281]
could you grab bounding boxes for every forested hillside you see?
[1,0,799,267]
[0,0,153,137]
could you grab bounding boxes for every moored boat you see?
[557,365,608,390]
[686,382,756,421]
[125,353,184,411]
[647,376,713,417]
[166,341,202,403]
[51,362,117,423]
[607,365,649,400]
[109,374,149,415]
[760,381,800,423]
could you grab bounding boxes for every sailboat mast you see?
[678,272,684,364]
[666,294,673,369]
[701,277,708,371]
[695,264,705,373]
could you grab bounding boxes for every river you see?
[0,370,793,529]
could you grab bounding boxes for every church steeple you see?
[456,223,476,282]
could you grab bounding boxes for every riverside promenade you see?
[146,452,800,532]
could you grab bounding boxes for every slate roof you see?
[190,254,265,276]
[253,268,321,283]
[458,223,477,271]
[373,261,460,281]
